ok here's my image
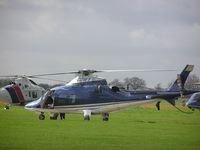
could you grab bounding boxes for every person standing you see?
[156,101,161,110]
[60,113,65,120]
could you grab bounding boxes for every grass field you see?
[0,102,200,150]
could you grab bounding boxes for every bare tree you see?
[109,79,124,88]
[154,83,162,90]
[124,77,146,90]
[185,74,200,90]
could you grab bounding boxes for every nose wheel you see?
[39,112,45,120]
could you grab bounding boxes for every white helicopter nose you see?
[0,88,12,104]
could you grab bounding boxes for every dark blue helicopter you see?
[25,65,196,121]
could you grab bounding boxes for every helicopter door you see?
[41,90,55,108]
[44,96,54,108]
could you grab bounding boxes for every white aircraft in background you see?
[186,92,200,110]
[0,76,46,109]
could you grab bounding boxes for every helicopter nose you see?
[0,88,12,104]
[25,99,41,109]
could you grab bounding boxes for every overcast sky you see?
[0,0,200,87]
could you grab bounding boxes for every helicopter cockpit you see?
[40,90,55,108]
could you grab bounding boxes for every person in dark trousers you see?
[156,101,161,110]
[60,113,65,120]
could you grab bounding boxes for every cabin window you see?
[29,91,31,97]
[32,91,37,98]
[54,95,76,106]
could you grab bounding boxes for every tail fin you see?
[168,64,194,92]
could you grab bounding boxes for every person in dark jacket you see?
[156,101,161,110]
[60,113,65,120]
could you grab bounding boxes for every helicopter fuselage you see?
[24,65,198,121]
[25,78,155,116]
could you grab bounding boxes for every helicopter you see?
[25,65,197,121]
[186,92,200,110]
[0,76,46,109]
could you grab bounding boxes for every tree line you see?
[109,74,200,90]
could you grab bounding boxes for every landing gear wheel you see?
[102,113,109,121]
[84,115,90,121]
[4,105,9,110]
[39,113,45,120]
[50,113,58,120]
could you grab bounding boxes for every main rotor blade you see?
[30,70,101,77]
[0,68,177,78]
[99,69,177,73]
[30,76,68,83]
[0,75,19,78]
[30,72,77,77]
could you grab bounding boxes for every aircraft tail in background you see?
[168,64,194,92]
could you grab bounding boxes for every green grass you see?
[0,102,200,150]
